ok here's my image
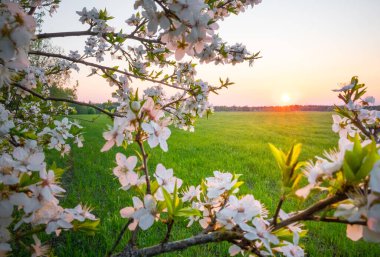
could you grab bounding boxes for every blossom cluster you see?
[0,5,96,249]
[107,76,379,256]
[0,138,97,256]
[113,152,304,256]
[0,2,36,88]
[72,2,261,133]
[295,77,380,243]
[2,0,380,256]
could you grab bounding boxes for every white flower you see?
[332,82,355,92]
[275,241,304,257]
[240,217,279,254]
[39,169,65,202]
[141,97,163,121]
[22,201,73,236]
[65,204,97,222]
[154,164,182,200]
[332,115,355,138]
[206,171,237,198]
[363,96,375,104]
[142,121,171,152]
[113,153,139,190]
[9,192,40,214]
[216,208,237,229]
[31,234,50,257]
[334,202,367,222]
[120,195,157,231]
[227,195,265,223]
[12,144,45,172]
[45,211,74,236]
[182,185,201,202]
[0,153,18,185]
[0,104,14,135]
[101,117,131,152]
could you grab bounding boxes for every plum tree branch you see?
[271,194,285,226]
[107,219,133,257]
[136,138,151,195]
[12,83,120,117]
[28,50,189,92]
[272,193,347,231]
[304,216,367,225]
[35,30,161,44]
[114,231,241,257]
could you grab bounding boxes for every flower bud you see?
[131,101,141,112]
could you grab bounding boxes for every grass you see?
[47,112,380,257]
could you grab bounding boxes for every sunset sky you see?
[43,0,380,106]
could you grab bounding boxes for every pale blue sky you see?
[42,0,380,106]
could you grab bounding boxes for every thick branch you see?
[273,193,347,231]
[35,31,161,44]
[13,83,119,117]
[28,50,188,92]
[304,216,367,226]
[114,231,240,257]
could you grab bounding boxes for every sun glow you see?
[281,93,291,104]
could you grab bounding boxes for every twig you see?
[107,219,133,257]
[35,30,161,44]
[161,220,174,244]
[28,50,189,92]
[28,6,37,15]
[136,140,151,194]
[271,194,285,226]
[13,83,119,117]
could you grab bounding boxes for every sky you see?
[42,0,380,106]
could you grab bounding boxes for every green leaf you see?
[269,143,286,171]
[72,219,100,236]
[343,158,357,182]
[162,187,173,216]
[175,207,201,217]
[356,141,379,181]
[150,181,159,194]
[50,162,65,179]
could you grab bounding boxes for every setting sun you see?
[281,93,291,104]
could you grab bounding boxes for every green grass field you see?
[48,112,380,257]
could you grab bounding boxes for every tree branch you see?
[114,231,241,257]
[35,30,161,44]
[28,6,37,15]
[272,193,347,231]
[107,219,133,257]
[271,194,285,226]
[13,83,119,117]
[28,50,189,92]
[304,216,367,226]
[161,220,174,244]
[136,139,151,195]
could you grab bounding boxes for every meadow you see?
[48,112,380,257]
